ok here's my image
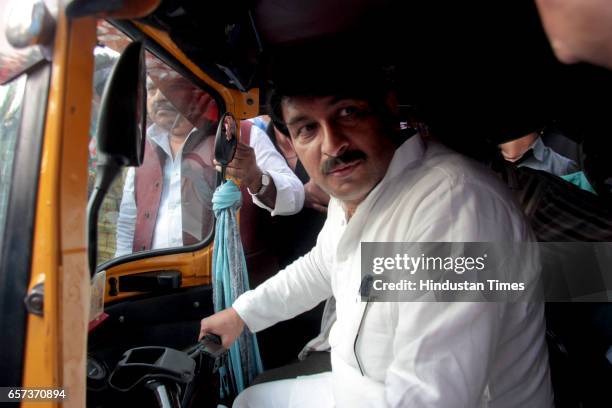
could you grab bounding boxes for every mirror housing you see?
[214,112,238,185]
[97,40,146,166]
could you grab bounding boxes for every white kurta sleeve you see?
[233,223,333,332]
[248,125,305,216]
[115,167,136,257]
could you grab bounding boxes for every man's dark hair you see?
[266,39,395,136]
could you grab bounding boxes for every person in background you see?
[115,68,304,257]
[497,126,602,194]
[254,116,331,213]
[250,115,333,375]
[498,129,578,177]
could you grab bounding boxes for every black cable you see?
[354,300,372,376]
[354,275,375,376]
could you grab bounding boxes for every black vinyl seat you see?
[501,164,612,408]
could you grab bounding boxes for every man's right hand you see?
[199,307,245,349]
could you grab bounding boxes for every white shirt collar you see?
[529,136,546,162]
[334,133,426,219]
[147,123,196,159]
[147,123,170,151]
[381,133,426,182]
[332,134,426,257]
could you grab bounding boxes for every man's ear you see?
[383,91,402,139]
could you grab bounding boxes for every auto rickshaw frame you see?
[1,1,259,406]
[1,1,611,407]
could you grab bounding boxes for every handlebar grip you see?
[204,333,222,345]
[199,333,226,360]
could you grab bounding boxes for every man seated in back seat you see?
[498,129,578,177]
[251,115,329,266]
[249,116,334,376]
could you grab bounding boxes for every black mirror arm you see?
[87,157,122,277]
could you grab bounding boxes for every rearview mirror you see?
[214,112,237,185]
[97,40,146,165]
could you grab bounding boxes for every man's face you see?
[499,132,539,162]
[281,95,397,208]
[146,80,194,137]
[535,0,612,70]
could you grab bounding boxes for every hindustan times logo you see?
[372,253,488,275]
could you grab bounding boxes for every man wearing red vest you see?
[115,72,304,257]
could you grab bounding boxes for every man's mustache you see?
[153,101,177,113]
[321,150,366,175]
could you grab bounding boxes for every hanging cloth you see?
[212,179,264,398]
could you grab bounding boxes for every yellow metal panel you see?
[21,10,96,408]
[57,15,95,408]
[134,22,260,120]
[103,245,213,303]
[21,3,239,407]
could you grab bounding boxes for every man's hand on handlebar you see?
[199,307,245,349]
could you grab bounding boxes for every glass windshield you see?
[0,75,27,251]
[90,21,221,266]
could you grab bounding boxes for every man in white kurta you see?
[200,92,553,407]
